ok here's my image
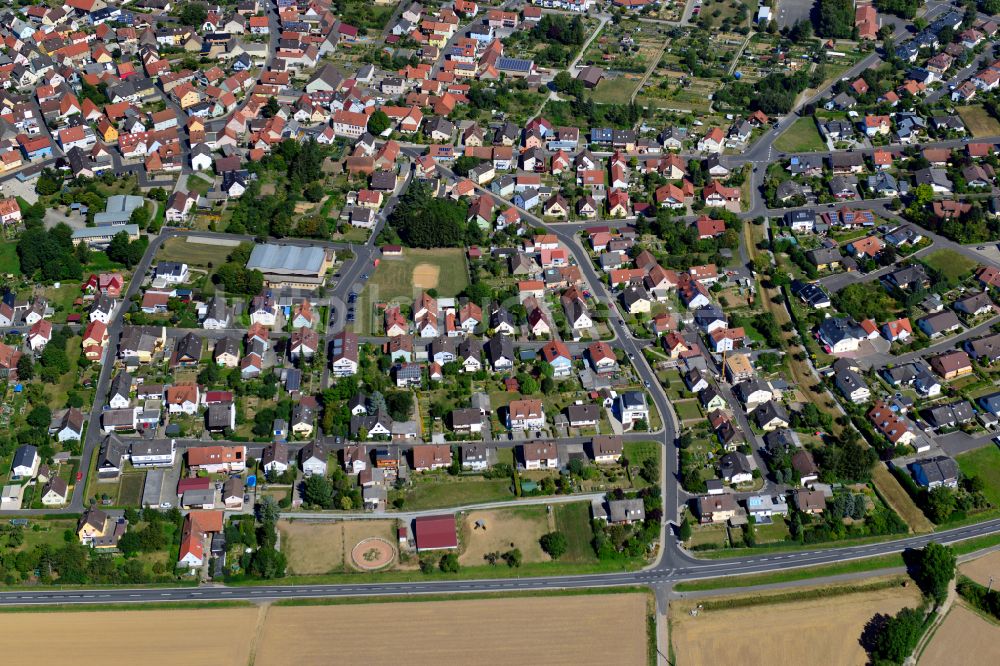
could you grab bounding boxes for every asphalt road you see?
[3,516,999,605]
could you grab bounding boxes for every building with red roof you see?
[413,515,458,551]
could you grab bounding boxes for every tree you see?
[816,0,855,38]
[452,156,484,177]
[303,183,325,203]
[385,391,414,421]
[263,96,280,118]
[130,205,150,229]
[870,607,926,663]
[502,548,522,567]
[178,4,208,26]
[439,552,460,572]
[367,110,391,136]
[925,485,957,523]
[913,542,956,603]
[249,546,287,579]
[27,405,51,429]
[16,355,34,381]
[679,517,693,541]
[539,531,568,559]
[386,181,465,248]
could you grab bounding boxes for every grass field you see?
[369,248,469,301]
[773,117,826,153]
[674,399,702,421]
[553,502,598,562]
[279,521,345,574]
[459,506,551,566]
[872,464,934,533]
[156,237,236,267]
[395,477,514,511]
[257,594,647,665]
[118,472,145,506]
[922,248,978,283]
[957,105,1000,138]
[671,579,922,666]
[0,608,258,665]
[279,519,398,575]
[918,603,1000,665]
[0,243,20,275]
[957,445,1000,507]
[591,77,639,104]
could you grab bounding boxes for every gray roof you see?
[246,244,326,273]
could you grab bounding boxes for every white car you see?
[159,502,172,509]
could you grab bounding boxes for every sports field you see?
[256,593,647,665]
[369,247,469,301]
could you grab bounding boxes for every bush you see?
[539,531,568,559]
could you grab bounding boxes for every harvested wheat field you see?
[0,608,258,666]
[671,582,922,666]
[279,520,345,574]
[256,593,647,665]
[958,549,1000,587]
[459,507,552,566]
[412,263,440,289]
[918,603,1000,665]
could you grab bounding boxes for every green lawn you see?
[0,243,20,275]
[957,105,1000,138]
[773,117,826,153]
[394,477,514,510]
[186,175,212,197]
[117,472,146,506]
[957,445,1000,507]
[157,236,234,267]
[368,247,469,301]
[553,502,598,563]
[674,400,703,421]
[591,77,639,105]
[922,249,978,283]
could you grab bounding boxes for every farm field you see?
[959,548,1000,586]
[922,248,977,283]
[0,608,258,666]
[256,593,648,665]
[918,603,1000,665]
[368,247,469,301]
[773,117,825,153]
[670,580,922,665]
[957,105,1000,138]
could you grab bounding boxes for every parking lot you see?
[775,0,815,29]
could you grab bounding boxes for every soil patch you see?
[412,263,440,290]
[459,507,551,566]
[256,594,647,665]
[351,537,396,571]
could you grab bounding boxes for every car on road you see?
[644,380,651,388]
[76,471,83,481]
[629,352,635,359]
[619,319,625,326]
[361,273,369,280]
[348,294,357,303]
